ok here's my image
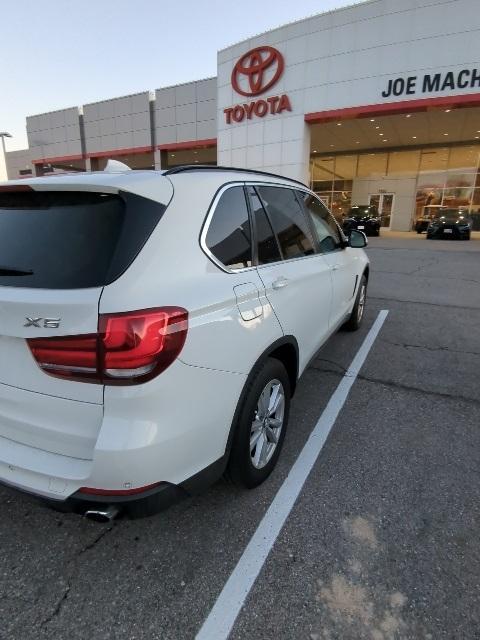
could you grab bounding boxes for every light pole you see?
[0,132,12,180]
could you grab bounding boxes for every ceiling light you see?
[330,144,335,147]
[406,114,412,118]
[370,119,375,122]
[375,126,380,129]
[336,122,342,126]
[475,136,479,140]
[382,139,388,142]
[379,133,384,136]
[355,141,360,144]
[445,109,451,113]
[444,133,449,136]
[412,136,417,139]
[313,149,318,153]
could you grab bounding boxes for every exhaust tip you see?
[84,506,120,523]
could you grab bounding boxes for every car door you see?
[247,184,333,375]
[298,191,360,328]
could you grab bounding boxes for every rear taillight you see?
[27,307,188,385]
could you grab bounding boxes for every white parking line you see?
[195,309,389,640]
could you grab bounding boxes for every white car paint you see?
[0,168,369,508]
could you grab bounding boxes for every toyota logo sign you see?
[231,46,285,97]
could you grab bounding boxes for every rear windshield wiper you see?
[0,265,34,276]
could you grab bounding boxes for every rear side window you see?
[256,186,315,259]
[0,190,166,289]
[205,186,252,270]
[298,191,343,253]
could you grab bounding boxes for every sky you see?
[0,0,367,155]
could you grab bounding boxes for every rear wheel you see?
[227,358,290,488]
[342,275,367,332]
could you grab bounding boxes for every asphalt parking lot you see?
[1,234,479,640]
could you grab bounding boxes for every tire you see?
[342,275,367,332]
[416,229,422,234]
[227,358,291,489]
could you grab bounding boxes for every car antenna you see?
[104,159,131,172]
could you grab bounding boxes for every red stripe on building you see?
[305,92,480,124]
[86,145,153,159]
[156,138,217,151]
[32,154,84,165]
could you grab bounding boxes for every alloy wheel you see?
[250,379,285,469]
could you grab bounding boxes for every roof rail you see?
[163,164,307,187]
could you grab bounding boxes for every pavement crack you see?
[38,524,115,630]
[379,339,480,357]
[40,582,70,628]
[78,524,114,555]
[369,296,480,312]
[309,364,480,407]
[373,270,480,285]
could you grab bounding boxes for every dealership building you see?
[5,0,480,230]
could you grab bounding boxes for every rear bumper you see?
[3,455,226,518]
[0,359,246,509]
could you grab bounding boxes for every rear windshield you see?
[0,190,167,289]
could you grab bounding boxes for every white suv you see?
[0,165,369,520]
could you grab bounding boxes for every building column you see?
[154,149,162,170]
[85,157,92,172]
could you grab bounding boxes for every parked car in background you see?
[343,205,381,236]
[415,216,432,233]
[0,164,370,520]
[415,205,443,233]
[426,209,472,240]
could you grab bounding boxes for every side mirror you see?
[349,229,368,248]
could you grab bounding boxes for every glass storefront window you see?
[310,144,480,228]
[445,171,476,188]
[419,148,449,172]
[415,173,444,221]
[357,153,387,178]
[334,155,357,180]
[442,187,473,208]
[331,191,352,222]
[311,157,335,182]
[333,179,353,191]
[312,180,334,192]
[388,150,420,176]
[448,146,478,170]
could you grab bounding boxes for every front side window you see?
[256,186,315,260]
[205,186,252,270]
[298,191,343,253]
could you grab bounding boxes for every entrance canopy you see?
[307,98,480,154]
[307,96,480,231]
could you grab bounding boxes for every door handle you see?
[272,277,290,290]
